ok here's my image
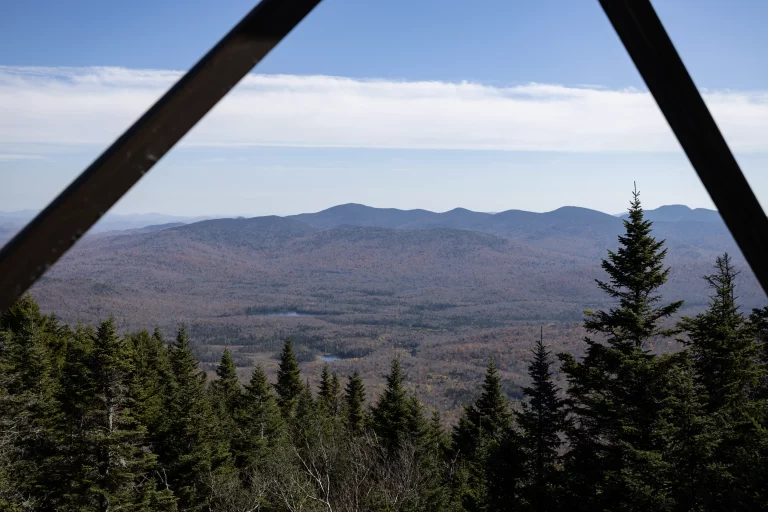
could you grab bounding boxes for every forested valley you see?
[1,192,767,511]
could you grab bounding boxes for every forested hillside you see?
[25,201,765,419]
[2,193,766,510]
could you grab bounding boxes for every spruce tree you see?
[211,349,241,414]
[344,370,366,434]
[558,187,682,510]
[87,318,171,510]
[749,306,768,399]
[452,357,513,512]
[233,364,284,474]
[517,330,566,512]
[162,324,230,510]
[127,329,173,454]
[680,254,761,412]
[0,296,60,508]
[372,356,418,451]
[329,372,342,417]
[656,351,724,510]
[50,322,97,508]
[210,348,241,447]
[274,339,303,419]
[453,357,511,460]
[294,380,316,426]
[679,254,767,509]
[318,364,341,417]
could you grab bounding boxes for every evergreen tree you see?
[452,357,513,512]
[453,357,511,459]
[485,426,526,512]
[88,318,172,510]
[211,349,241,415]
[679,254,767,509]
[426,409,451,455]
[680,254,761,411]
[371,356,422,451]
[517,330,566,512]
[0,296,60,509]
[318,364,341,418]
[233,364,284,474]
[210,348,241,448]
[329,372,341,417]
[127,328,173,454]
[294,380,316,426]
[558,187,682,510]
[344,370,366,434]
[162,324,229,510]
[274,338,303,419]
[656,351,725,510]
[749,306,768,399]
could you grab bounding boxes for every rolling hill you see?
[26,203,763,415]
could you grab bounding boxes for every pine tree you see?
[344,370,366,434]
[517,330,566,512]
[427,409,451,455]
[749,306,768,399]
[48,322,96,508]
[656,351,724,510]
[162,324,230,510]
[212,349,241,414]
[294,380,316,426]
[233,364,284,474]
[0,296,60,508]
[211,348,241,447]
[274,338,303,419]
[371,356,420,451]
[318,364,341,418]
[558,187,682,510]
[127,328,173,454]
[452,357,513,512]
[453,357,511,460]
[679,254,767,509]
[87,318,171,511]
[680,254,761,412]
[329,372,342,417]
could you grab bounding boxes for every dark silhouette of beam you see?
[601,0,768,295]
[0,0,322,312]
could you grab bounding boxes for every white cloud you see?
[1,65,767,152]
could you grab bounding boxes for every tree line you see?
[1,189,767,511]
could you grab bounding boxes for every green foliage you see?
[232,364,284,475]
[275,338,303,419]
[318,364,342,418]
[453,358,512,460]
[516,333,566,511]
[344,369,367,434]
[1,188,767,511]
[558,188,683,510]
[162,324,229,511]
[372,356,424,451]
[452,357,515,511]
[678,255,768,509]
[211,348,240,415]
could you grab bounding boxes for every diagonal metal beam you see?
[600,0,768,295]
[0,0,323,313]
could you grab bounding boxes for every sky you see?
[2,0,768,216]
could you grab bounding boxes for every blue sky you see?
[2,0,768,216]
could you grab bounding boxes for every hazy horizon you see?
[4,1,768,218]
[0,200,719,221]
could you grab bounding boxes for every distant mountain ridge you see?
[1,204,724,251]
[288,203,720,230]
